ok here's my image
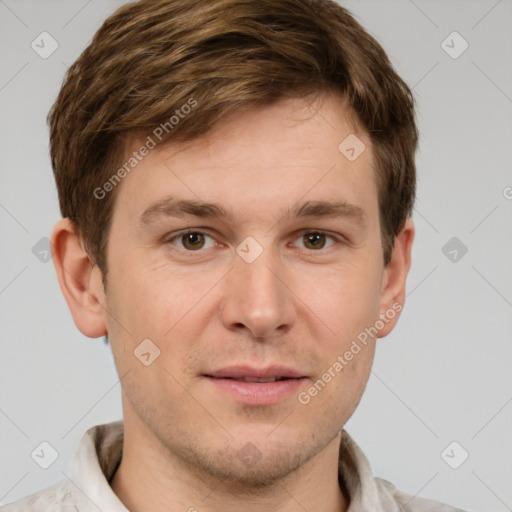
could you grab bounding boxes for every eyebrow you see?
[138,195,367,228]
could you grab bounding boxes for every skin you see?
[51,92,414,512]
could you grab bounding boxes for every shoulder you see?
[0,479,73,512]
[375,477,468,512]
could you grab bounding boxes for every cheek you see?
[108,253,221,350]
[294,260,383,342]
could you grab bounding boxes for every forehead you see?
[113,93,377,225]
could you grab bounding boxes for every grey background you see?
[0,1,511,510]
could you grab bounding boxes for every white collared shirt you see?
[0,421,466,511]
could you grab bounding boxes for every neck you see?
[110,409,349,512]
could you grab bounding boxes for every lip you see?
[205,365,305,380]
[203,365,308,406]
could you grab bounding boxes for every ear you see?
[377,217,415,338]
[51,218,107,338]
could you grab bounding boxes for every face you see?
[93,93,400,485]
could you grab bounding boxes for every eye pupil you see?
[304,232,326,249]
[182,232,205,250]
[178,232,330,251]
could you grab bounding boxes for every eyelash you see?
[164,229,346,253]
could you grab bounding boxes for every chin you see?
[176,434,324,490]
[208,446,306,489]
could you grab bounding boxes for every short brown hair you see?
[48,0,417,280]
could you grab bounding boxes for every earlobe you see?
[377,218,415,338]
[51,218,107,338]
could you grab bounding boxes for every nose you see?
[219,246,296,339]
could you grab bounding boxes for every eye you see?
[168,231,217,251]
[165,229,341,253]
[293,231,338,250]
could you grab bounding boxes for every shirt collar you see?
[338,429,384,511]
[69,421,383,511]
[70,420,128,512]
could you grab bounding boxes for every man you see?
[1,0,466,510]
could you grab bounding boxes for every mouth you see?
[204,364,306,380]
[205,375,297,383]
[202,365,308,405]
